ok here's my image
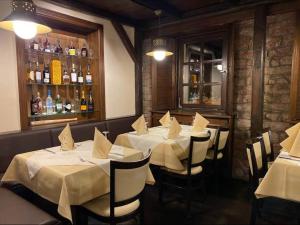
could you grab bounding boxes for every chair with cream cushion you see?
[80,153,151,225]
[159,133,211,218]
[246,137,268,225]
[260,128,275,169]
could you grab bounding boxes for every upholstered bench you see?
[0,187,61,225]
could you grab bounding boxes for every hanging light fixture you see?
[146,10,173,61]
[0,0,51,39]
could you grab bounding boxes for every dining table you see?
[1,140,154,223]
[255,151,300,202]
[114,125,217,171]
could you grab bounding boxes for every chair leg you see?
[158,173,164,204]
[214,160,219,194]
[200,177,207,202]
[250,197,258,225]
[186,180,192,219]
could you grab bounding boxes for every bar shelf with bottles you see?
[22,31,101,127]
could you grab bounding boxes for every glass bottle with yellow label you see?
[80,90,87,112]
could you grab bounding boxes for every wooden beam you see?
[134,29,143,115]
[251,5,267,137]
[111,21,137,64]
[131,0,181,18]
[43,0,140,27]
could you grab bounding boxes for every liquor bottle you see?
[63,67,70,84]
[69,41,76,56]
[27,62,35,83]
[36,92,43,114]
[55,39,63,54]
[64,98,72,113]
[71,63,77,84]
[31,39,39,51]
[35,62,42,84]
[43,63,50,84]
[81,43,88,57]
[85,64,92,84]
[74,89,80,112]
[43,37,51,53]
[87,91,94,112]
[55,94,63,113]
[80,90,87,112]
[78,64,84,84]
[46,89,53,114]
[30,94,38,115]
[50,59,62,85]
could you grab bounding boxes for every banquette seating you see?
[0,116,138,225]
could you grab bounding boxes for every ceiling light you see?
[0,0,51,39]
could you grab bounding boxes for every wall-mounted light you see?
[146,10,173,61]
[0,0,51,39]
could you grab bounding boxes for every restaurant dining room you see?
[1,0,300,224]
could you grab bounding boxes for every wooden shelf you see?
[29,110,97,119]
[27,83,93,87]
[24,49,97,60]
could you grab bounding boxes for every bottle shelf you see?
[29,110,97,119]
[25,49,97,60]
[27,82,93,87]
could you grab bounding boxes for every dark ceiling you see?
[45,0,289,26]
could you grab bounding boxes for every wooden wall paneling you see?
[111,21,137,64]
[87,26,106,120]
[16,38,29,130]
[226,24,235,116]
[135,28,143,116]
[151,39,176,111]
[290,11,300,121]
[251,5,267,137]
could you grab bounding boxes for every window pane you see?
[203,62,223,84]
[202,85,221,106]
[183,86,200,105]
[183,65,200,84]
[184,43,201,63]
[203,39,223,60]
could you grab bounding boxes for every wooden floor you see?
[89,178,299,225]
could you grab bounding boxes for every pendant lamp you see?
[146,10,173,61]
[0,0,52,39]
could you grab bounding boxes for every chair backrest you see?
[110,152,151,211]
[261,128,275,161]
[246,137,268,189]
[216,128,230,151]
[187,132,211,175]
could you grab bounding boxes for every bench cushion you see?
[0,187,61,225]
[50,122,107,147]
[106,116,138,142]
[0,130,52,173]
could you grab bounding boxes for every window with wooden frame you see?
[179,31,229,111]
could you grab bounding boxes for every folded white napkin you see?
[159,111,171,128]
[280,122,300,157]
[168,117,182,139]
[58,123,75,151]
[192,113,209,132]
[132,115,147,135]
[93,128,112,159]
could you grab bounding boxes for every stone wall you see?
[232,20,254,179]
[141,12,297,180]
[263,12,296,152]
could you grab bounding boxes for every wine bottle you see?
[69,41,76,56]
[64,98,72,113]
[46,89,53,114]
[63,67,70,84]
[71,63,77,84]
[87,91,94,112]
[80,90,87,112]
[85,64,92,84]
[81,43,88,57]
[55,94,63,113]
[55,39,63,54]
[43,63,50,84]
[78,64,84,84]
[27,62,35,83]
[35,62,42,84]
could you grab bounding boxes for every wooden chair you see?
[80,153,151,225]
[260,128,275,162]
[205,127,230,191]
[159,133,211,218]
[246,137,268,224]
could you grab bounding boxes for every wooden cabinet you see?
[16,9,105,130]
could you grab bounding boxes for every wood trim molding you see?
[290,11,300,121]
[134,29,143,116]
[111,21,137,64]
[251,5,267,137]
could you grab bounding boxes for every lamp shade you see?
[146,38,173,61]
[0,0,51,39]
